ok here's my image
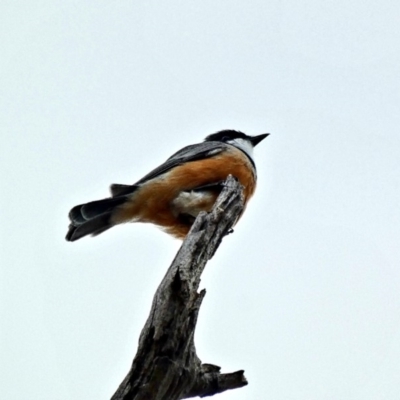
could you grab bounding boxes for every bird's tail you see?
[66,193,130,242]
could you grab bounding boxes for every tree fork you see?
[111,175,248,400]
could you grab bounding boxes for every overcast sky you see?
[1,1,400,399]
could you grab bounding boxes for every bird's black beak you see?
[250,133,269,146]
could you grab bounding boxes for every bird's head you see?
[205,129,269,158]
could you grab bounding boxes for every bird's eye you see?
[222,136,229,142]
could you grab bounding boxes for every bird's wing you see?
[109,141,226,197]
[134,141,226,185]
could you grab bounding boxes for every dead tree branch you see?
[111,175,248,400]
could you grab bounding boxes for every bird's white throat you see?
[228,138,254,160]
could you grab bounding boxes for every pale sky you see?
[1,1,400,399]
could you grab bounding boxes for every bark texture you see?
[111,175,248,400]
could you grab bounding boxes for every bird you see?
[66,129,269,242]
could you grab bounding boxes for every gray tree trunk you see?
[111,175,248,400]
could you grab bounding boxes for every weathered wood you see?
[111,175,248,400]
